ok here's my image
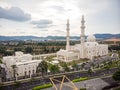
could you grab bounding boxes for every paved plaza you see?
[43,76,115,90]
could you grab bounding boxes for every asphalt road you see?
[1,67,119,90]
[43,76,117,90]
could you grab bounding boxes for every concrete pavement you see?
[43,76,117,90]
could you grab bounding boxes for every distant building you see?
[2,51,41,80]
[57,15,108,62]
[103,38,120,46]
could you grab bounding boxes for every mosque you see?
[0,16,108,80]
[57,15,108,62]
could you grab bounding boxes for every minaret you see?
[80,15,85,44]
[66,19,70,51]
[80,15,85,58]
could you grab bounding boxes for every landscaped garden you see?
[32,83,52,90]
[72,77,89,82]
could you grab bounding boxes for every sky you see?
[0,0,120,37]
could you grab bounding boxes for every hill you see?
[0,34,119,41]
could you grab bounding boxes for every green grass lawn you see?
[32,83,52,90]
[72,77,89,82]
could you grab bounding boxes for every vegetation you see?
[11,65,17,81]
[114,87,120,90]
[92,59,120,71]
[87,68,93,75]
[79,88,86,90]
[49,64,60,74]
[25,47,33,53]
[0,40,79,57]
[14,81,21,88]
[36,60,48,76]
[108,45,120,51]
[0,41,119,57]
[103,60,120,69]
[44,56,55,62]
[0,83,3,89]
[72,62,78,71]
[60,62,70,72]
[112,70,120,81]
[30,77,36,82]
[72,77,89,82]
[0,46,13,56]
[14,47,22,51]
[0,59,2,64]
[32,83,52,90]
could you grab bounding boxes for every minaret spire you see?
[80,15,85,58]
[80,15,85,44]
[66,19,70,51]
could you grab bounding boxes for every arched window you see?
[33,70,35,74]
[24,71,27,76]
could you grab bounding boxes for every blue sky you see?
[0,0,119,36]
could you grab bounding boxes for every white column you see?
[66,19,70,51]
[80,15,85,58]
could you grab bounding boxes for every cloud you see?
[50,6,65,12]
[0,6,31,22]
[31,19,53,28]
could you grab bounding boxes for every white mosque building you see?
[57,15,108,62]
[2,52,42,80]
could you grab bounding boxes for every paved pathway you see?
[43,76,115,90]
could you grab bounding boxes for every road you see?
[43,76,118,90]
[1,67,119,90]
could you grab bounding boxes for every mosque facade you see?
[57,15,108,62]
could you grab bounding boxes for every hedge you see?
[72,77,89,82]
[80,88,86,90]
[32,83,52,90]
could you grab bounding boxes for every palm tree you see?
[36,60,48,76]
[11,65,17,81]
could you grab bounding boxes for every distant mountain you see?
[0,36,40,41]
[94,34,120,39]
[0,34,120,41]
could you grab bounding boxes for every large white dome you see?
[87,35,96,42]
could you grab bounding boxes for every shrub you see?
[14,81,21,88]
[115,88,120,90]
[72,77,89,82]
[80,88,86,90]
[32,84,52,90]
[112,70,120,81]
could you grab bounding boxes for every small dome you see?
[87,35,96,42]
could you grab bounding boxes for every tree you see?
[49,64,59,74]
[0,59,2,64]
[0,66,6,82]
[14,48,22,52]
[25,47,33,53]
[87,68,93,76]
[81,63,86,70]
[61,63,70,72]
[90,63,95,69]
[11,65,17,81]
[51,47,55,53]
[36,60,48,76]
[0,47,6,54]
[112,70,120,81]
[72,62,78,71]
